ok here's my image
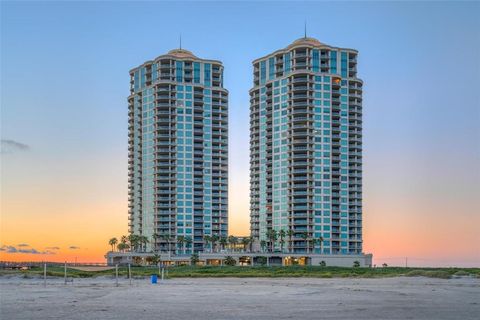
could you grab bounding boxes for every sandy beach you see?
[0,276,479,320]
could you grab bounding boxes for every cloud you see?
[0,246,18,253]
[0,245,56,255]
[0,139,30,154]
[69,246,80,250]
[45,246,60,250]
[17,243,30,247]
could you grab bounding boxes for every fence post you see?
[43,263,47,287]
[115,264,119,287]
[128,264,131,286]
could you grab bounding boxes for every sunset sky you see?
[1,1,479,267]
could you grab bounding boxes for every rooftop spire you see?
[304,20,307,39]
[179,34,182,49]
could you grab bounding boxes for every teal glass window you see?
[260,61,266,85]
[134,70,139,91]
[284,53,291,73]
[193,62,200,83]
[152,63,157,82]
[269,57,275,80]
[204,63,211,86]
[140,67,146,88]
[176,61,183,82]
[312,49,319,72]
[341,52,348,77]
[330,51,337,74]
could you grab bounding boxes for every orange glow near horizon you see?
[2,179,479,266]
[1,143,479,267]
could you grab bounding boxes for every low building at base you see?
[106,251,372,268]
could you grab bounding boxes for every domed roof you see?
[287,37,325,49]
[167,49,197,59]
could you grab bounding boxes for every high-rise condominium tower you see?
[250,37,363,255]
[128,49,228,254]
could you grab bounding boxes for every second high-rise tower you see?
[249,37,363,255]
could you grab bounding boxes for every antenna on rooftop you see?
[179,34,182,49]
[304,20,307,38]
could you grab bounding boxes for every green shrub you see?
[224,256,236,266]
[256,256,267,266]
[190,253,199,266]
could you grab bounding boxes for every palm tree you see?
[108,237,118,252]
[241,237,250,253]
[316,236,324,254]
[266,229,277,253]
[228,236,238,252]
[161,233,174,259]
[287,229,294,253]
[190,253,199,266]
[211,235,220,253]
[203,235,212,253]
[223,256,236,266]
[151,253,160,266]
[177,236,185,254]
[300,232,309,254]
[128,234,140,252]
[161,233,172,254]
[278,230,286,253]
[219,237,228,252]
[260,240,267,253]
[185,236,192,254]
[117,242,130,252]
[151,233,159,253]
[120,235,128,245]
[139,235,149,252]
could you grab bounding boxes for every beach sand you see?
[0,276,478,319]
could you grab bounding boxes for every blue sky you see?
[1,1,479,266]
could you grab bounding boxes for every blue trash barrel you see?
[151,274,157,284]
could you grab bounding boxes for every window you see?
[260,61,266,85]
[284,53,291,73]
[330,51,337,74]
[204,63,211,86]
[193,62,200,83]
[312,50,319,72]
[269,57,275,80]
[341,52,348,77]
[176,61,183,82]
